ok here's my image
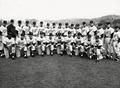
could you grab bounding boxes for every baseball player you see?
[3,34,15,59]
[46,33,55,56]
[30,21,39,39]
[112,26,120,60]
[0,31,4,57]
[26,32,36,57]
[88,21,97,46]
[114,38,120,62]
[64,23,70,37]
[81,22,89,42]
[15,32,27,58]
[56,33,65,55]
[16,20,23,38]
[74,32,81,56]
[37,32,46,56]
[0,20,8,38]
[104,22,114,58]
[39,21,45,34]
[66,31,74,56]
[23,20,31,37]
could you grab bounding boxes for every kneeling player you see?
[75,33,81,56]
[95,36,104,62]
[37,32,46,56]
[26,32,36,57]
[46,33,55,56]
[0,31,4,57]
[66,31,74,56]
[3,34,16,59]
[56,33,65,55]
[16,32,27,58]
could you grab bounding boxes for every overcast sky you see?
[0,0,120,20]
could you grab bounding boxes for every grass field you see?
[0,55,120,88]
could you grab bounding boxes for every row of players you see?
[0,20,120,62]
[0,20,101,38]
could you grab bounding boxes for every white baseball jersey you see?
[52,27,57,35]
[0,25,7,37]
[56,36,64,43]
[81,26,89,36]
[3,37,15,47]
[89,26,97,32]
[16,25,23,36]
[116,42,120,56]
[76,28,82,34]
[64,28,70,36]
[66,36,74,44]
[47,36,55,43]
[57,28,64,34]
[16,37,27,47]
[97,28,104,37]
[30,26,39,36]
[113,31,120,41]
[89,26,97,36]
[105,27,114,37]
[26,36,36,44]
[23,25,30,35]
[37,36,46,44]
[45,28,51,36]
[75,37,81,44]
[39,26,45,33]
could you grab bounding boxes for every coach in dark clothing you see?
[7,19,16,38]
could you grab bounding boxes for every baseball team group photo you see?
[1,0,120,88]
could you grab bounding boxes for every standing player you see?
[23,20,31,37]
[81,22,89,42]
[30,21,39,39]
[52,23,57,36]
[45,23,51,36]
[115,38,120,62]
[39,21,45,34]
[57,23,64,35]
[104,22,114,58]
[0,31,4,57]
[111,26,120,60]
[70,24,76,36]
[75,24,81,35]
[64,23,70,37]
[88,21,97,46]
[0,20,8,38]
[16,20,23,38]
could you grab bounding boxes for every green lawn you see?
[0,55,120,88]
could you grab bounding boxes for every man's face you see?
[115,28,119,32]
[33,23,36,27]
[21,36,24,40]
[8,35,12,39]
[90,23,94,27]
[107,24,111,28]
[29,35,32,39]
[18,23,21,26]
[26,22,29,26]
[11,22,14,25]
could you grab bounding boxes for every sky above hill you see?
[0,0,120,20]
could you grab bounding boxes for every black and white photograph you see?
[0,0,120,88]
